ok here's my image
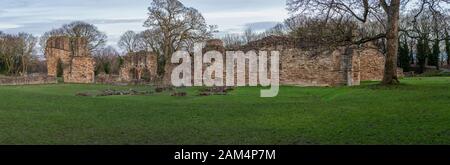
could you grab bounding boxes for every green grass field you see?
[0,77,449,145]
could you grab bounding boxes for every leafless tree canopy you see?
[118,31,142,53]
[139,29,164,54]
[286,0,450,84]
[222,34,245,49]
[143,0,216,79]
[402,5,450,41]
[40,21,107,52]
[286,0,450,43]
[0,32,38,75]
[93,46,122,75]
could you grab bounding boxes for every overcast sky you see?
[0,0,289,48]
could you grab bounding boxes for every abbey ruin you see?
[231,36,389,86]
[119,51,158,82]
[186,36,390,86]
[46,36,95,83]
[43,35,394,86]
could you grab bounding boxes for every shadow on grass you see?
[357,79,413,90]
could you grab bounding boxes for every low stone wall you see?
[95,74,121,84]
[0,74,57,86]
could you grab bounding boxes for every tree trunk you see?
[22,55,27,75]
[382,1,401,85]
[437,60,440,70]
[162,60,175,86]
[159,42,175,86]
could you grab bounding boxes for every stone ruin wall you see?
[277,47,361,86]
[0,74,57,86]
[119,51,158,82]
[278,45,389,86]
[358,47,405,81]
[46,36,95,83]
[88,36,389,86]
[358,46,386,81]
[159,37,387,87]
[12,35,394,86]
[228,36,386,86]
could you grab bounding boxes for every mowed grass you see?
[0,77,449,145]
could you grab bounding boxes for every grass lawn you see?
[0,77,449,145]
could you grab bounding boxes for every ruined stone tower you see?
[119,51,158,82]
[45,36,95,83]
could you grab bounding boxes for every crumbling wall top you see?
[46,36,71,51]
[46,36,90,57]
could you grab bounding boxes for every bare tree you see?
[41,21,107,52]
[221,34,245,49]
[0,32,37,75]
[118,30,142,53]
[143,0,215,83]
[17,33,37,75]
[0,34,20,75]
[265,23,288,36]
[400,5,450,71]
[93,46,122,75]
[61,21,107,51]
[39,28,63,54]
[243,28,257,44]
[286,16,359,48]
[139,29,164,54]
[287,0,450,85]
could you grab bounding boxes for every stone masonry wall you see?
[123,37,387,86]
[0,74,57,86]
[119,51,158,82]
[359,46,405,80]
[227,36,386,86]
[358,46,385,81]
[277,46,366,86]
[159,38,386,87]
[46,36,95,83]
[279,49,340,86]
[165,39,378,87]
[65,57,95,83]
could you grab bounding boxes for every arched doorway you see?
[56,58,64,83]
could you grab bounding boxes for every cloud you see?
[244,21,280,31]
[2,0,29,8]
[181,0,286,12]
[0,24,22,29]
[1,20,68,35]
[85,19,144,25]
[0,0,289,47]
[1,18,145,36]
[214,21,281,37]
